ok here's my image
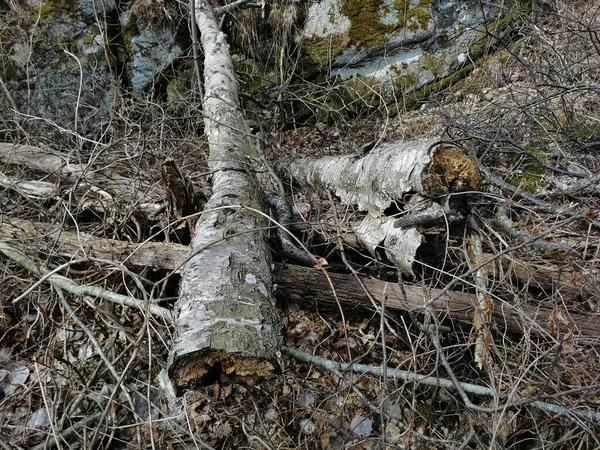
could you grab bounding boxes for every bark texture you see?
[167,1,281,387]
[0,143,159,215]
[287,140,480,213]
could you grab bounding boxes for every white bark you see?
[287,140,480,213]
[167,1,281,386]
[287,141,480,274]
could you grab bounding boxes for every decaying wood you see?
[3,219,598,341]
[468,221,495,369]
[287,140,480,213]
[0,172,58,199]
[0,143,161,215]
[490,253,600,303]
[168,0,281,388]
[286,141,479,274]
[273,265,600,342]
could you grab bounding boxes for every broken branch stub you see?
[287,139,480,213]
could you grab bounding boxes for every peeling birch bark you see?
[167,1,281,388]
[287,140,480,213]
[353,215,422,275]
[287,141,479,274]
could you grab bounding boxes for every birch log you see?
[288,140,479,274]
[167,1,281,387]
[287,140,480,213]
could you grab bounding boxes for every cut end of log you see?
[170,350,276,389]
[424,144,481,195]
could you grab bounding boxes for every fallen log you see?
[2,219,598,341]
[272,265,600,343]
[287,140,480,212]
[285,141,479,275]
[0,143,161,215]
[167,0,281,388]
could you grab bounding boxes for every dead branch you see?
[284,347,600,422]
[287,140,480,213]
[0,172,58,199]
[3,219,598,340]
[0,240,174,322]
[0,143,161,215]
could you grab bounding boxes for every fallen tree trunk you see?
[3,219,598,341]
[286,141,479,274]
[167,1,281,388]
[273,265,600,343]
[0,143,160,215]
[287,140,480,212]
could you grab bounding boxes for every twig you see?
[256,128,317,267]
[215,0,259,16]
[0,240,174,322]
[481,165,600,229]
[495,204,580,256]
[283,347,600,423]
[29,413,102,450]
[55,288,141,448]
[190,0,204,98]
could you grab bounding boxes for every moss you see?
[341,0,434,48]
[388,58,480,115]
[342,0,387,47]
[337,76,387,113]
[233,56,274,95]
[421,54,441,75]
[507,170,545,194]
[28,0,78,22]
[302,33,350,72]
[391,72,417,92]
[114,165,131,176]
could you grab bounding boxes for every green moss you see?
[114,165,131,176]
[342,0,387,47]
[233,56,274,94]
[29,0,77,22]
[507,169,546,194]
[302,33,350,72]
[422,54,441,75]
[341,0,434,48]
[391,72,417,91]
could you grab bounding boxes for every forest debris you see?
[287,139,479,213]
[468,219,495,369]
[168,1,282,389]
[287,140,478,274]
[3,219,598,340]
[353,215,422,275]
[0,172,58,199]
[0,143,161,215]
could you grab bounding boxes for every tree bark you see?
[286,141,479,274]
[287,140,480,213]
[167,1,281,388]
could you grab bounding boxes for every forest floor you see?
[1,2,600,449]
